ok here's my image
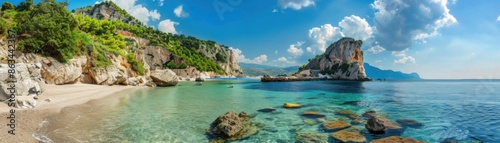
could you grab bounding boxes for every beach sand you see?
[0,83,141,142]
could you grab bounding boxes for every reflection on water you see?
[35,80,500,142]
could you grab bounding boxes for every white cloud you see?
[367,45,386,54]
[107,0,161,24]
[306,47,313,53]
[308,24,343,52]
[159,0,164,6]
[230,48,268,64]
[338,15,374,40]
[158,19,179,34]
[392,49,416,64]
[497,16,500,21]
[287,41,305,56]
[371,0,457,51]
[272,9,278,13]
[174,5,189,18]
[278,0,316,10]
[450,0,457,5]
[277,57,288,62]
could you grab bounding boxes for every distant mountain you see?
[364,63,421,80]
[240,63,298,76]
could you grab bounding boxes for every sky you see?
[5,0,500,79]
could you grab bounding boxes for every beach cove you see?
[2,79,497,142]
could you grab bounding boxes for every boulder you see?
[150,69,179,86]
[331,130,366,143]
[41,57,85,85]
[396,119,424,128]
[209,111,244,138]
[371,136,425,143]
[295,132,328,143]
[323,120,350,131]
[302,111,326,118]
[0,63,44,107]
[283,103,301,108]
[365,116,385,134]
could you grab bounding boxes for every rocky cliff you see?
[302,37,369,80]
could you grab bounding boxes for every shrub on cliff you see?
[15,1,78,63]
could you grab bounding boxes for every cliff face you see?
[303,37,369,80]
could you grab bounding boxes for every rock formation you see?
[301,37,369,80]
[207,111,261,142]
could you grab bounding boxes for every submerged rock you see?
[396,119,424,128]
[257,107,276,113]
[302,111,326,118]
[295,132,328,143]
[371,136,425,143]
[362,110,376,118]
[342,101,361,106]
[323,120,350,131]
[283,103,301,108]
[336,109,360,119]
[303,119,316,125]
[331,130,366,143]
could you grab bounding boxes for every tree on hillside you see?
[16,0,34,11]
[1,2,15,11]
[16,1,78,62]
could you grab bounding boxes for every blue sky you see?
[6,0,500,79]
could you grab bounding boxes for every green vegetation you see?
[1,2,15,11]
[3,0,229,75]
[308,54,323,62]
[298,64,307,71]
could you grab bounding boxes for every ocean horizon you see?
[34,79,500,142]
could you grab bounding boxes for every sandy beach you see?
[0,83,141,142]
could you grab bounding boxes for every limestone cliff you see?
[302,37,369,80]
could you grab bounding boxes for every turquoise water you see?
[37,79,500,142]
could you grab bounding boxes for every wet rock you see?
[209,111,243,138]
[283,103,301,108]
[351,118,363,125]
[396,119,424,128]
[322,120,350,131]
[316,118,326,123]
[365,116,385,134]
[295,132,328,143]
[344,126,363,133]
[371,136,425,143]
[378,117,403,130]
[302,111,326,118]
[257,107,276,113]
[238,112,250,121]
[336,109,360,119]
[331,130,366,143]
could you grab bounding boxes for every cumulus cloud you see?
[367,45,386,54]
[306,47,313,53]
[338,15,374,40]
[308,24,343,52]
[287,41,305,56]
[277,57,288,62]
[158,19,179,34]
[278,0,316,10]
[174,5,189,18]
[272,9,278,13]
[106,0,161,24]
[371,0,457,51]
[230,48,268,64]
[159,0,164,6]
[392,49,416,64]
[497,16,500,21]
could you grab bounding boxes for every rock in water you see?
[209,111,243,138]
[283,103,301,108]
[150,69,179,86]
[302,111,326,118]
[331,130,366,143]
[396,119,424,128]
[371,136,425,143]
[257,107,276,113]
[295,132,328,143]
[366,116,385,134]
[301,37,369,80]
[323,120,351,131]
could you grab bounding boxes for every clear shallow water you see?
[36,79,500,143]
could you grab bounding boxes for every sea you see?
[33,79,500,143]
